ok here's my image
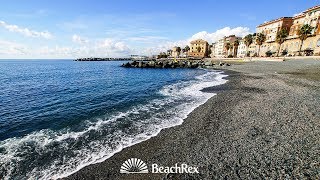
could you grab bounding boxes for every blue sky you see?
[0,0,318,58]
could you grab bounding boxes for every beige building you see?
[209,5,320,57]
[237,39,247,57]
[257,17,293,43]
[189,39,209,58]
[225,35,242,56]
[283,5,320,56]
[287,14,306,39]
[213,35,241,57]
[171,46,181,57]
[223,35,241,57]
[255,17,293,56]
[214,38,225,58]
[210,43,216,58]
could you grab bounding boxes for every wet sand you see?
[65,59,320,180]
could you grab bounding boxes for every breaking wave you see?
[0,70,227,179]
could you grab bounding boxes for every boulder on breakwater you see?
[121,60,230,69]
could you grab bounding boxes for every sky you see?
[0,0,319,59]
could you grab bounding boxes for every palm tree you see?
[297,24,313,55]
[244,34,253,57]
[184,45,190,52]
[275,29,289,56]
[256,33,266,57]
[225,42,231,56]
[176,47,181,53]
[208,44,213,56]
[233,40,240,58]
[229,44,234,56]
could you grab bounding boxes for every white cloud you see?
[0,26,251,58]
[189,27,251,43]
[72,34,89,44]
[142,26,252,56]
[98,38,130,52]
[0,40,28,55]
[0,20,53,39]
[39,39,132,58]
[0,37,134,58]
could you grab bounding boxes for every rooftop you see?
[257,17,292,28]
[303,5,320,13]
[293,13,306,19]
[190,39,208,44]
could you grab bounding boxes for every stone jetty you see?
[121,60,231,69]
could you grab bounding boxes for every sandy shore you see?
[65,59,320,179]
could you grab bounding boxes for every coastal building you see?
[304,5,320,34]
[248,43,258,56]
[210,43,216,58]
[255,17,293,56]
[237,39,247,57]
[167,49,173,57]
[281,14,306,56]
[283,5,320,56]
[256,17,293,43]
[172,46,181,57]
[301,5,320,55]
[225,35,242,56]
[215,38,225,58]
[186,4,320,58]
[288,14,306,39]
[189,39,209,58]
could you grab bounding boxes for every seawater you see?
[0,60,227,179]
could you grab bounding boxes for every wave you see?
[0,70,228,180]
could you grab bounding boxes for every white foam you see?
[0,70,228,180]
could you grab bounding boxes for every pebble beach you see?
[65,59,320,180]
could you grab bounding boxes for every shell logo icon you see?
[120,158,148,173]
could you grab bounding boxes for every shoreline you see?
[65,60,320,179]
[57,69,229,179]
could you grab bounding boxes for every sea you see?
[0,59,227,179]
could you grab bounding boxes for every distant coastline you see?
[74,57,132,61]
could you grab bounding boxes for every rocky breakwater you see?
[121,60,231,69]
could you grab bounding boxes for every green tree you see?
[297,24,313,55]
[176,47,181,53]
[208,44,213,56]
[256,33,266,57]
[230,44,234,56]
[158,52,168,59]
[224,42,231,56]
[233,40,240,58]
[184,45,190,52]
[244,34,253,57]
[275,28,289,56]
